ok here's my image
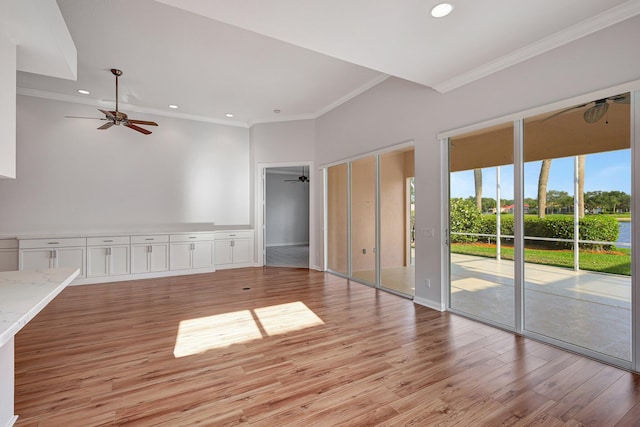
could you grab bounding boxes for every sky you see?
[450,149,631,200]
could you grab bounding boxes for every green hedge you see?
[457,213,619,250]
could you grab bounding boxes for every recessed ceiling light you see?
[225,113,234,118]
[77,89,90,95]
[168,104,179,109]
[431,3,453,18]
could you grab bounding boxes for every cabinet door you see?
[110,246,130,276]
[56,247,86,277]
[131,245,150,274]
[87,247,109,277]
[170,243,192,270]
[232,239,252,264]
[0,250,18,272]
[20,249,53,271]
[214,240,233,266]
[149,244,169,272]
[192,242,213,269]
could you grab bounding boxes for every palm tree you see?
[474,168,482,212]
[537,159,552,218]
[537,156,585,218]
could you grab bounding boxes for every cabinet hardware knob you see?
[48,242,59,245]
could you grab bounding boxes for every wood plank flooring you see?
[13,267,640,426]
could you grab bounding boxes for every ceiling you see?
[14,0,640,128]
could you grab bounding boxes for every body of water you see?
[618,221,631,248]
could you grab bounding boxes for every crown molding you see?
[18,72,389,128]
[313,74,390,118]
[248,74,389,126]
[16,87,250,128]
[432,1,640,93]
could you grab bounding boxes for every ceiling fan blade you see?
[543,102,590,122]
[610,93,630,104]
[97,122,114,130]
[125,123,152,135]
[98,109,116,120]
[65,116,108,120]
[127,119,158,126]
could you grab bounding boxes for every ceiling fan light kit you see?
[284,166,310,183]
[65,68,159,135]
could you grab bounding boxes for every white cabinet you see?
[86,236,130,278]
[0,239,18,272]
[19,237,86,278]
[131,235,169,274]
[169,233,214,271]
[214,230,253,269]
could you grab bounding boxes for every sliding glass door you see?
[325,145,416,297]
[447,91,634,368]
[448,123,515,328]
[327,164,349,276]
[523,94,632,363]
[380,148,415,296]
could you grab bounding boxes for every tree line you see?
[471,157,630,217]
[468,190,630,215]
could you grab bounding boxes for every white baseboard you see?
[70,267,216,286]
[413,296,445,312]
[215,263,256,270]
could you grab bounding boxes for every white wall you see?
[250,119,319,268]
[265,171,309,246]
[316,15,640,309]
[0,35,16,179]
[0,96,251,235]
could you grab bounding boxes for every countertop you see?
[0,268,79,347]
[6,225,253,241]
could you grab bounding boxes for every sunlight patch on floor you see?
[173,301,324,358]
[451,277,504,293]
[254,301,325,335]
[173,310,262,357]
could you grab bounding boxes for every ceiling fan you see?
[544,93,630,124]
[65,69,158,135]
[285,166,310,183]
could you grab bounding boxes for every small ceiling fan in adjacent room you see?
[285,166,310,183]
[544,93,630,124]
[65,69,159,135]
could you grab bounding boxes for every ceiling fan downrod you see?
[111,68,122,117]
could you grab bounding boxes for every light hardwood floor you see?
[14,268,640,426]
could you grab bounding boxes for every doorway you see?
[264,166,310,268]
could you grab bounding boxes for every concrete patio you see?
[451,253,631,361]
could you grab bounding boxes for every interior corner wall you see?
[315,15,640,309]
[0,95,251,235]
[265,172,309,246]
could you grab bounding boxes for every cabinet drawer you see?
[170,233,215,243]
[215,231,253,240]
[131,235,169,244]
[0,239,18,249]
[19,237,86,249]
[87,236,130,246]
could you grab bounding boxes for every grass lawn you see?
[451,242,631,276]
